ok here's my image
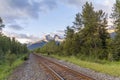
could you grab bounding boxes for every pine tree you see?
[65,26,74,39]
[96,10,110,59]
[72,2,109,59]
[63,26,75,56]
[73,13,83,31]
[112,0,120,60]
[97,10,110,49]
[77,2,98,56]
[0,17,5,35]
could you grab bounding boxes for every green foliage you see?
[0,37,29,79]
[0,17,29,79]
[63,27,73,55]
[65,26,74,39]
[0,35,28,59]
[5,52,16,66]
[0,35,28,63]
[51,54,120,77]
[59,2,110,59]
[36,1,120,61]
[0,54,25,80]
[111,0,120,60]
[22,54,29,61]
[35,40,60,55]
[0,17,5,35]
[0,18,28,59]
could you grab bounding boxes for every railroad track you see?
[34,54,95,80]
[39,60,64,80]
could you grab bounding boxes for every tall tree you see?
[77,2,98,56]
[72,2,109,58]
[73,13,83,31]
[0,17,5,34]
[97,10,109,49]
[111,0,120,60]
[96,10,110,59]
[63,26,75,55]
[65,26,74,39]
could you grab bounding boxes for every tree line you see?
[35,1,120,61]
[0,17,28,65]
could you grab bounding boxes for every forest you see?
[35,1,120,61]
[0,17,28,79]
[1,0,120,79]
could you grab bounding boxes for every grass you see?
[50,54,120,77]
[0,55,26,80]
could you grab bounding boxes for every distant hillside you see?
[110,32,116,38]
[107,25,116,38]
[27,34,64,50]
[28,40,47,50]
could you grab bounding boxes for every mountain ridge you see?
[27,34,64,50]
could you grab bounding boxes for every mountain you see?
[27,34,64,50]
[27,40,47,50]
[107,25,116,38]
[110,32,116,38]
[27,30,116,50]
[54,34,64,42]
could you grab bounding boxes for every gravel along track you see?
[9,53,120,80]
[34,54,94,80]
[43,55,120,80]
[8,54,49,80]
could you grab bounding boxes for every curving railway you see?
[33,53,95,80]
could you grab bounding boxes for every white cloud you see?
[0,0,58,23]
[1,0,116,43]
[8,24,24,31]
[60,0,92,7]
[60,0,115,25]
[60,0,115,13]
[0,0,115,24]
[3,31,41,43]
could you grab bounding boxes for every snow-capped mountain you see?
[27,34,64,50]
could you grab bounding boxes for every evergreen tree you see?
[111,0,120,60]
[65,26,74,39]
[63,26,75,55]
[73,13,83,31]
[77,2,99,56]
[63,26,81,56]
[96,10,110,59]
[97,10,110,49]
[72,2,109,59]
[0,17,5,34]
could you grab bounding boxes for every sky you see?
[0,0,115,43]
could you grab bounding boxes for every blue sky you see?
[0,0,115,43]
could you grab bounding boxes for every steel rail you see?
[35,54,64,80]
[34,53,95,80]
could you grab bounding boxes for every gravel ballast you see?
[8,54,47,80]
[44,55,120,80]
[9,54,120,80]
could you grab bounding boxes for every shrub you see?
[5,52,16,66]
